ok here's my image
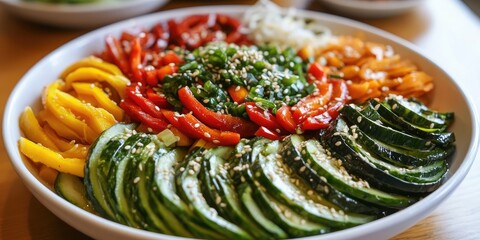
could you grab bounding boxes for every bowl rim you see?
[1,0,167,13]
[3,5,479,240]
[319,0,425,10]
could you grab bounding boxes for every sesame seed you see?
[357,116,362,123]
[204,132,211,138]
[335,141,342,146]
[133,177,140,184]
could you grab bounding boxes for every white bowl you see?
[3,5,479,240]
[318,0,425,18]
[0,0,169,28]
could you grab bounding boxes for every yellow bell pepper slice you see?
[38,165,59,189]
[19,137,85,177]
[60,143,89,159]
[72,82,124,121]
[62,67,130,99]
[75,94,99,108]
[19,106,59,151]
[54,90,116,136]
[43,125,89,159]
[43,80,97,144]
[37,109,84,143]
[60,56,123,79]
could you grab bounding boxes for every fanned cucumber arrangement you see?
[55,96,455,239]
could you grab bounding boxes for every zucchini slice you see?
[281,135,386,216]
[341,104,433,150]
[369,99,455,147]
[351,120,453,167]
[250,139,375,228]
[386,95,453,129]
[301,138,416,208]
[326,118,448,193]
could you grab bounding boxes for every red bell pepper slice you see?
[301,79,348,131]
[227,85,248,104]
[144,66,158,86]
[130,38,145,84]
[161,51,183,66]
[255,126,282,140]
[105,34,130,76]
[161,109,196,139]
[177,113,240,146]
[176,15,212,49]
[126,83,167,121]
[292,81,333,124]
[245,102,285,134]
[308,62,325,81]
[301,111,332,131]
[327,79,349,119]
[150,23,168,52]
[120,99,169,132]
[146,88,170,109]
[275,105,297,134]
[167,19,184,47]
[157,64,178,83]
[178,87,258,137]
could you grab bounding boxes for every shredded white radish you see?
[242,0,332,50]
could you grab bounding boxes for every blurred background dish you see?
[0,0,169,28]
[318,0,425,18]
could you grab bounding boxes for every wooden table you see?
[1,0,479,239]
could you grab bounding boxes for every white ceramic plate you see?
[318,0,425,18]
[3,5,479,240]
[0,0,169,28]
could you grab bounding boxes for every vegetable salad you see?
[18,2,455,239]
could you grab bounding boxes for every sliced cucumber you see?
[106,133,152,228]
[130,140,173,233]
[369,99,455,147]
[341,104,433,150]
[326,119,447,193]
[55,172,95,213]
[251,139,375,228]
[84,123,136,221]
[282,135,386,216]
[201,147,272,239]
[238,184,287,239]
[302,138,416,208]
[351,118,452,167]
[252,186,330,237]
[386,95,453,129]
[176,148,253,240]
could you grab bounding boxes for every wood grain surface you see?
[1,0,479,239]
